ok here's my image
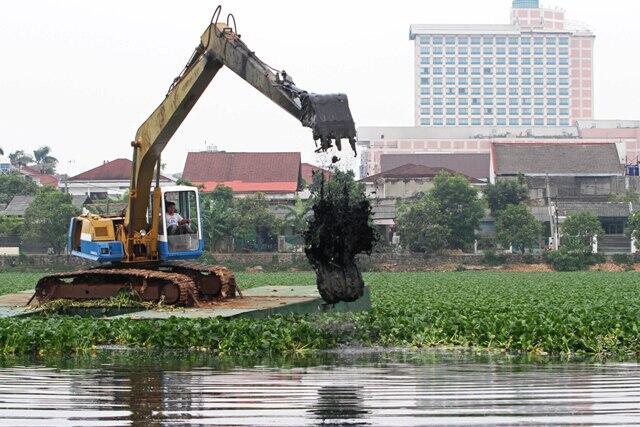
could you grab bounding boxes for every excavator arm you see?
[127,14,356,237]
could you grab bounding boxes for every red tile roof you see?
[182,152,301,193]
[361,164,481,183]
[19,165,59,187]
[301,163,333,184]
[69,158,172,181]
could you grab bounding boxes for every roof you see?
[301,163,333,185]
[18,165,58,187]
[182,152,302,193]
[68,159,173,182]
[493,143,624,176]
[0,195,34,216]
[380,153,490,180]
[557,201,631,218]
[357,126,579,143]
[360,164,481,183]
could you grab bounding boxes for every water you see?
[0,350,639,426]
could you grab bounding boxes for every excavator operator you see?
[165,201,192,235]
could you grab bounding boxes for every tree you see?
[32,146,58,174]
[430,171,485,249]
[0,173,38,204]
[282,194,310,237]
[22,187,78,254]
[495,204,541,254]
[228,192,280,251]
[8,150,33,168]
[396,192,449,253]
[0,216,24,237]
[561,211,604,251]
[0,147,3,156]
[200,185,234,252]
[484,176,529,215]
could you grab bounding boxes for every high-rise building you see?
[410,1,594,127]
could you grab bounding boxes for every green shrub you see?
[544,248,599,271]
[521,253,537,264]
[612,253,633,266]
[481,249,506,266]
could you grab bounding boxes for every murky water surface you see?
[0,350,639,426]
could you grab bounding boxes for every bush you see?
[482,249,506,266]
[522,253,537,264]
[544,248,600,272]
[612,253,633,266]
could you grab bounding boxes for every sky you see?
[1,0,639,177]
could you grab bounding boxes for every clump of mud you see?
[304,171,377,304]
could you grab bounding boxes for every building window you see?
[521,67,531,75]
[459,46,468,55]
[547,57,556,65]
[509,118,520,125]
[559,47,569,56]
[471,107,481,115]
[446,88,456,96]
[534,98,544,106]
[471,56,481,65]
[433,67,443,75]
[458,37,469,45]
[458,67,468,75]
[496,37,506,45]
[509,67,518,75]
[434,47,443,55]
[471,78,481,86]
[522,118,532,125]
[459,87,468,95]
[509,108,518,115]
[420,108,430,114]
[496,57,506,65]
[420,57,429,65]
[484,87,494,96]
[483,67,493,75]
[534,87,544,96]
[559,57,569,65]
[547,37,557,45]
[547,108,557,115]
[434,118,443,125]
[421,78,429,85]
[459,107,468,115]
[547,68,557,76]
[420,87,429,95]
[471,98,481,106]
[484,118,494,125]
[547,47,556,55]
[534,108,544,115]
[433,107,443,114]
[420,46,430,54]
[559,37,569,46]
[433,37,443,45]
[483,36,494,44]
[509,57,518,65]
[497,118,507,125]
[445,36,455,45]
[497,98,506,106]
[446,67,456,75]
[522,97,531,105]
[534,37,544,45]
[497,78,506,86]
[485,107,493,115]
[471,67,480,75]
[559,88,569,96]
[559,68,569,76]
[459,57,468,65]
[547,78,557,86]
[484,98,494,105]
[522,57,531,65]
[547,87,557,96]
[534,78,544,86]
[433,98,443,105]
[560,119,569,126]
[522,108,531,115]
[547,98,557,106]
[483,57,494,65]
[483,47,493,55]
[534,47,544,56]
[522,86,531,94]
[446,47,456,56]
[459,97,468,105]
[559,78,569,86]
[509,47,518,56]
[509,87,519,95]
[420,36,429,45]
[420,118,430,125]
[420,98,430,105]
[560,98,569,106]
[459,118,469,125]
[497,87,506,95]
[446,108,456,115]
[458,77,468,85]
[446,118,456,125]
[471,47,481,55]
[547,118,557,126]
[433,87,443,95]
[433,57,443,65]
[509,98,519,106]
[446,57,456,65]
[471,87,481,95]
[509,37,519,45]
[471,37,481,45]
[471,118,481,125]
[521,37,531,45]
[446,77,456,85]
[497,47,506,55]
[484,78,493,86]
[522,47,531,55]
[497,108,506,115]
[560,108,569,116]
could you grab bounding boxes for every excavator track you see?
[33,262,239,307]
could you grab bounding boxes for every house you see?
[380,153,490,182]
[182,151,302,200]
[301,163,333,186]
[0,195,35,217]
[63,158,175,198]
[492,142,633,253]
[360,163,482,199]
[16,165,58,187]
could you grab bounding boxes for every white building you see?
[411,0,594,127]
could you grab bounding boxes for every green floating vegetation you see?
[1,272,640,356]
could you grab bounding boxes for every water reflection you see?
[0,350,639,426]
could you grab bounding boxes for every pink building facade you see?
[358,122,640,179]
[410,1,594,127]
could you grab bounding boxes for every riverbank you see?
[0,271,639,356]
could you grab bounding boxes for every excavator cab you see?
[158,186,204,260]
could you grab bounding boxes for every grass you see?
[1,270,640,356]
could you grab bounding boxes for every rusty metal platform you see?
[0,286,371,319]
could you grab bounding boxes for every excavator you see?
[32,7,356,306]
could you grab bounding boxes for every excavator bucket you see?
[300,93,357,154]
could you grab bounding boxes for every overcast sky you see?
[1,0,639,176]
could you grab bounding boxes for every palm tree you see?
[9,150,34,169]
[281,195,311,249]
[33,146,58,174]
